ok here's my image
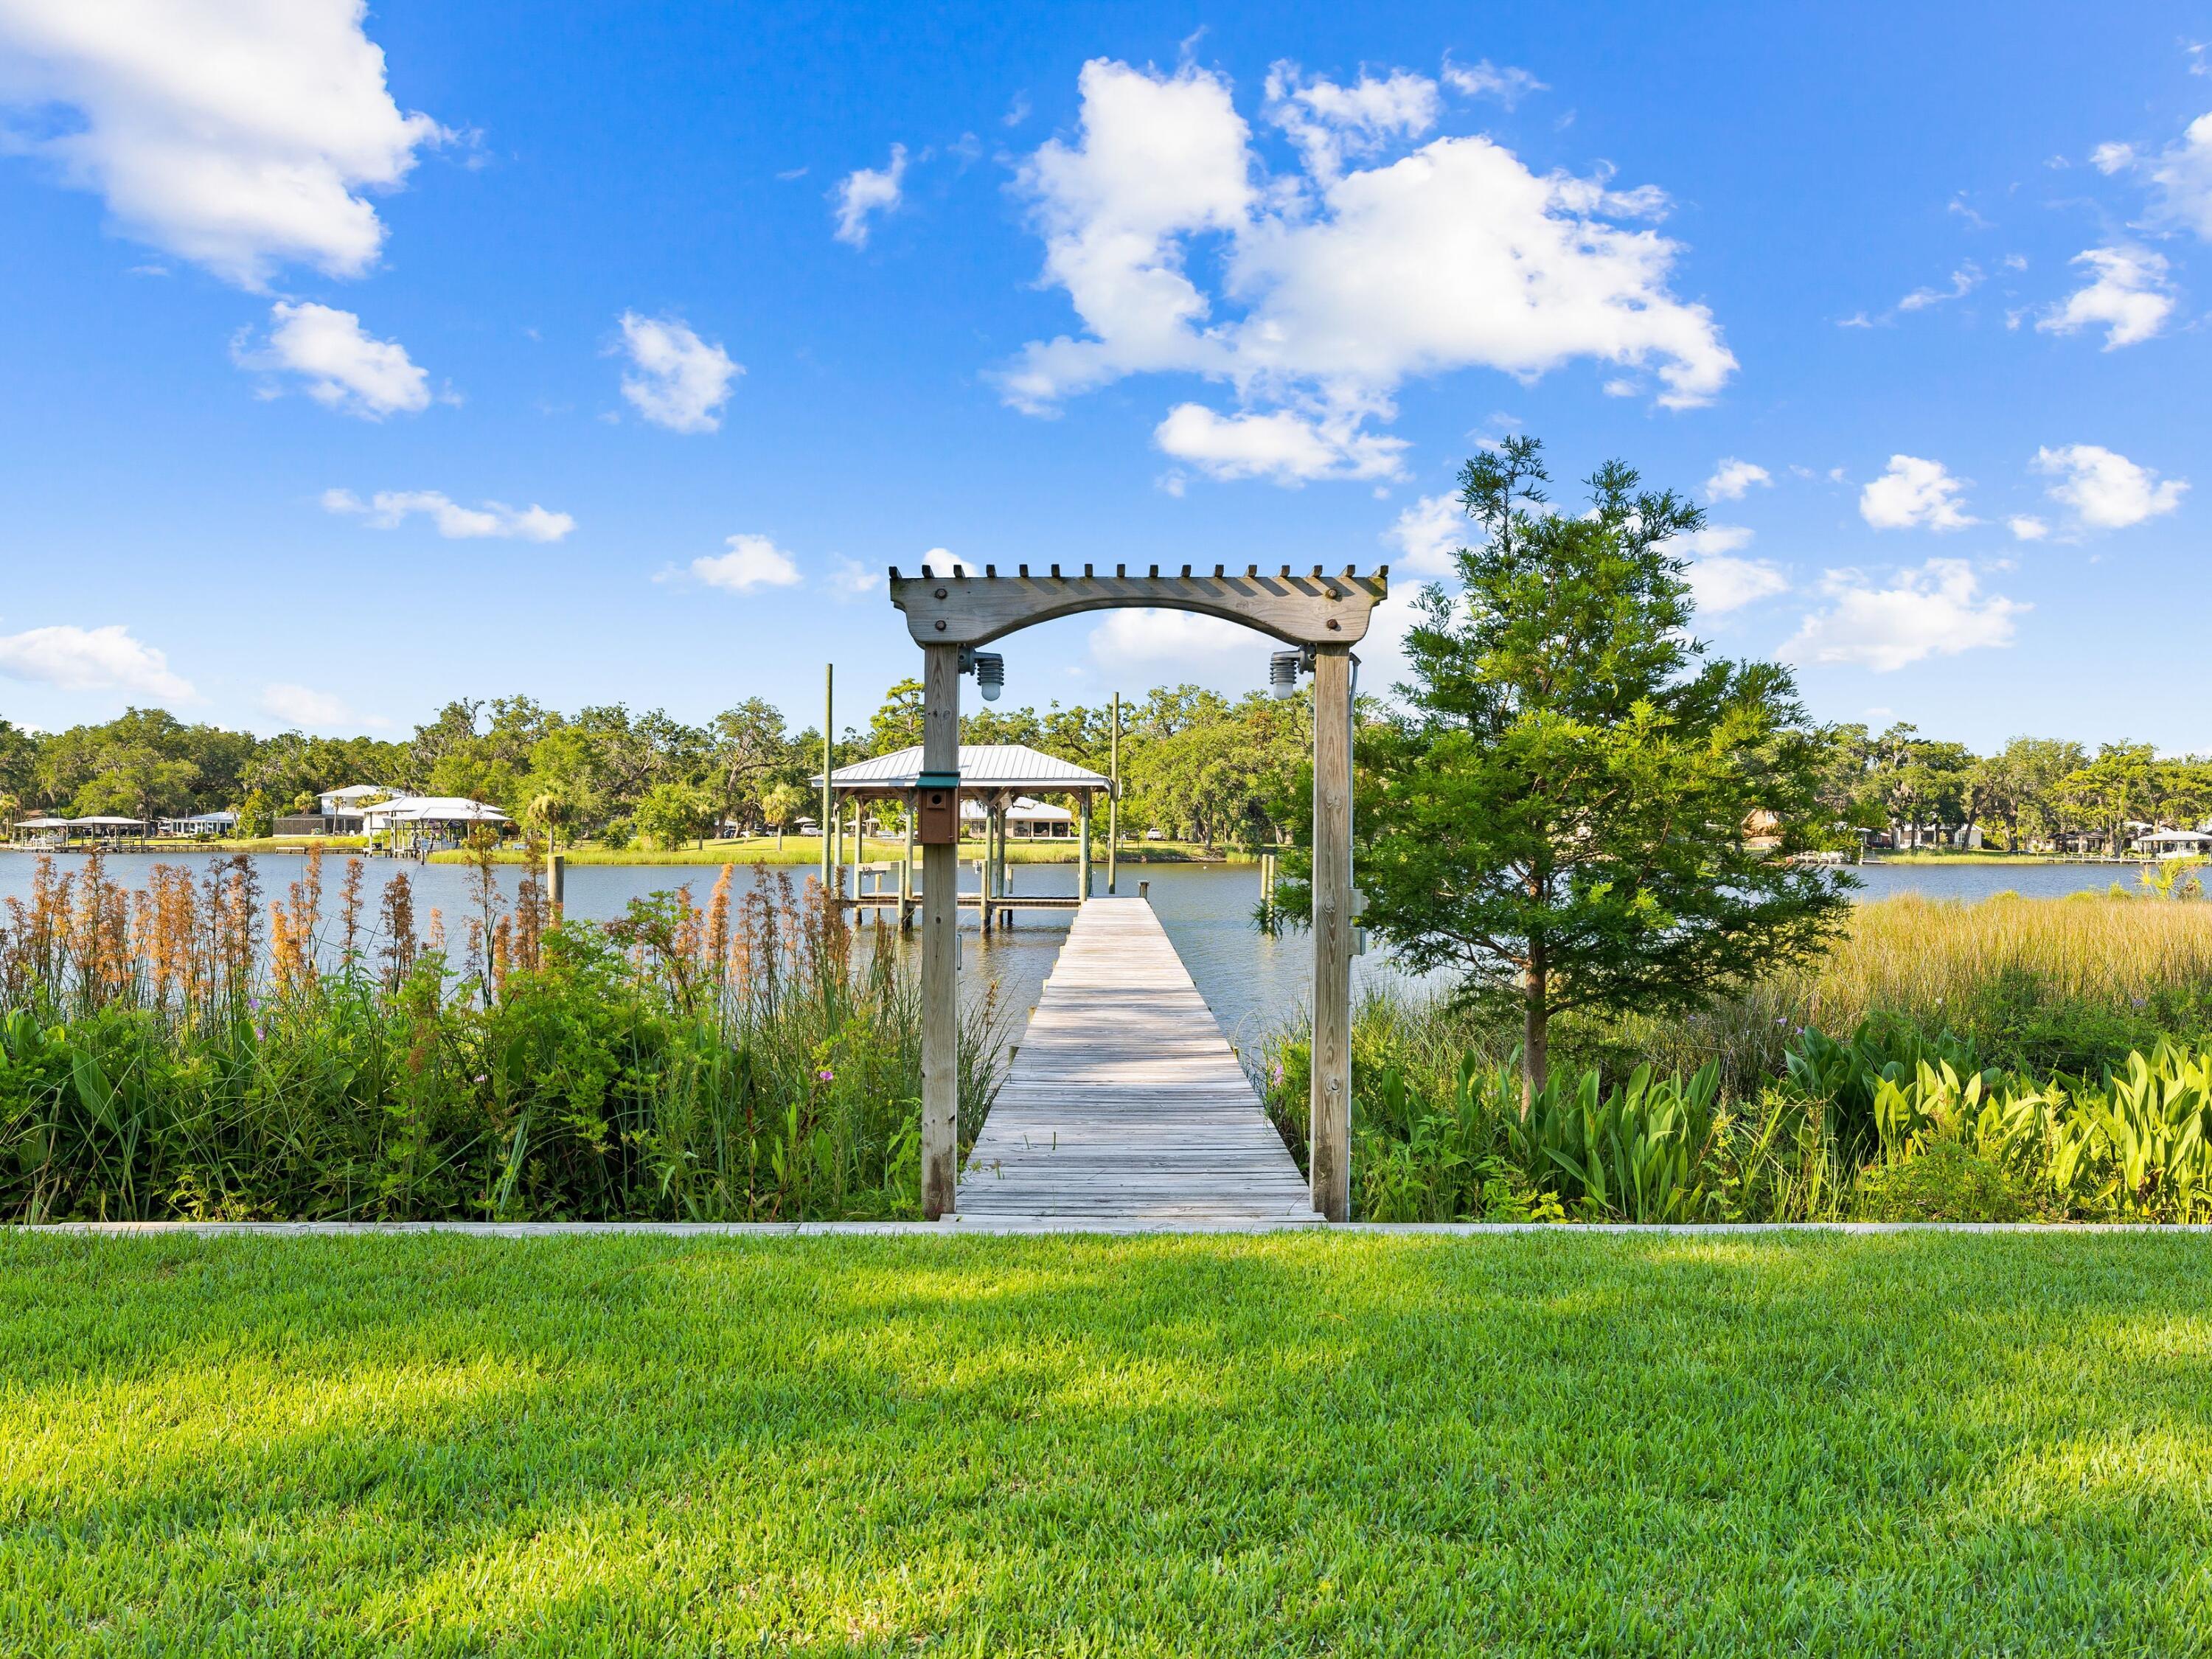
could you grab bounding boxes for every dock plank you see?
[957,897,1318,1225]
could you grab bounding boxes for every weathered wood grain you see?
[957,897,1319,1225]
[889,567,1388,649]
[919,641,961,1220]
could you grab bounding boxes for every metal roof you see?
[819,743,1108,793]
[360,796,512,824]
[960,796,1074,821]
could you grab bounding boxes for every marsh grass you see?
[1612,892,2212,1086]
[0,849,1004,1222]
[1264,893,2212,1223]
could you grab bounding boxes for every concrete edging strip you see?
[13,1220,2212,1238]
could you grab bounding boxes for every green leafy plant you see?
[1853,1141,2025,1222]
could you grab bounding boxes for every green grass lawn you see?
[4,1232,2208,1655]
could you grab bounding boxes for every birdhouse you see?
[914,772,961,845]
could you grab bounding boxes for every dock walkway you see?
[956,897,1319,1226]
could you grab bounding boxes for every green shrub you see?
[0,851,1003,1222]
[1851,1141,2025,1222]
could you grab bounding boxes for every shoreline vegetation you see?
[4,849,2212,1225]
[0,848,1004,1225]
[1263,892,2212,1225]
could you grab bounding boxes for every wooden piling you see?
[1309,646,1354,1223]
[820,664,834,901]
[919,641,961,1220]
[1107,691,1120,894]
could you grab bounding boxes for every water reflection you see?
[0,851,2163,1056]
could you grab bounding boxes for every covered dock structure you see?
[7,815,150,850]
[359,796,512,857]
[815,742,1110,931]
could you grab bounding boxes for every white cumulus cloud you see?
[1265,62,1441,183]
[1663,524,1786,616]
[1155,403,1405,485]
[0,0,445,289]
[1705,458,1770,501]
[689,534,801,593]
[322,487,573,541]
[1783,560,2025,672]
[831,142,908,246]
[1088,608,1256,672]
[2037,246,2175,349]
[1685,554,1789,616]
[1859,454,1978,532]
[2149,112,2212,238]
[998,58,1734,483]
[2032,443,2188,530]
[236,301,430,417]
[2008,515,2049,541]
[615,311,740,434]
[1386,492,1468,575]
[0,622,195,700]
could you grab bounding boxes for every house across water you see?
[276,784,395,838]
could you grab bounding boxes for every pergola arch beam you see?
[889,566,1388,650]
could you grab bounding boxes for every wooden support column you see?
[920,641,961,1220]
[1309,645,1354,1223]
[821,664,834,900]
[981,803,997,935]
[900,806,915,931]
[1078,793,1092,900]
[1000,802,1013,930]
[1107,692,1120,894]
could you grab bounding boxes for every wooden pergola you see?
[886,561,1388,1222]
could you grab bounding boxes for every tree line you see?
[1817,728,2210,852]
[0,682,1315,849]
[4,685,2199,856]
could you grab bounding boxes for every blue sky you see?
[1,1,2208,750]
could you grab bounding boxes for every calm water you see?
[0,852,2162,1053]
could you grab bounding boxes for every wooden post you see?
[1310,646,1354,1223]
[920,641,961,1219]
[1107,691,1120,894]
[900,806,915,931]
[981,801,996,935]
[546,849,566,917]
[821,664,834,900]
[1078,793,1092,900]
[999,801,1013,931]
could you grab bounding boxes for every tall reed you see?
[0,852,1002,1222]
[1261,891,2212,1222]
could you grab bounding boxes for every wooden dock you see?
[956,897,1320,1227]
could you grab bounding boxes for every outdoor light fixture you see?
[1268,648,1310,700]
[961,647,1006,701]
